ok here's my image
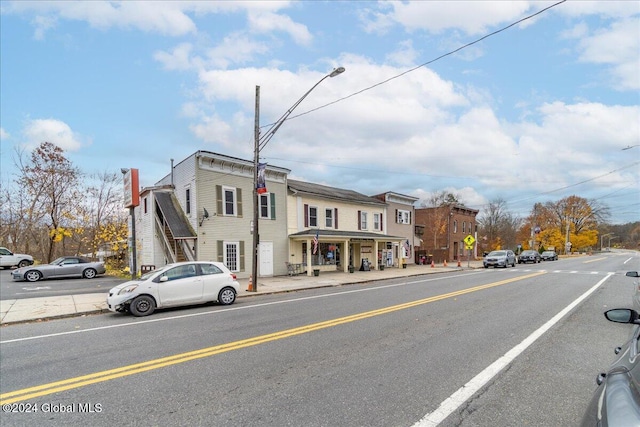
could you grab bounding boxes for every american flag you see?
[403,239,411,256]
[313,230,319,254]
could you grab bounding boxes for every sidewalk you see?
[0,262,482,325]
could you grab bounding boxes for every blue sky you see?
[1,1,638,224]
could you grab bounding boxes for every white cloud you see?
[154,43,196,71]
[3,1,299,39]
[0,128,10,140]
[21,118,87,152]
[575,18,640,91]
[368,1,534,35]
[247,10,312,46]
[386,40,419,67]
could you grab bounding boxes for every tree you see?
[521,195,600,253]
[477,198,522,251]
[17,142,81,262]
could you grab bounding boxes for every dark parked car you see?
[483,250,516,268]
[581,271,640,426]
[540,250,558,261]
[12,256,106,282]
[518,250,541,264]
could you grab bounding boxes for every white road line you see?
[412,273,614,427]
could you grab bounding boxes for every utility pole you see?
[249,86,260,292]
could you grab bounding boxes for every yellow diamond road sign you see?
[464,235,475,246]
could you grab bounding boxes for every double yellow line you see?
[1,272,544,404]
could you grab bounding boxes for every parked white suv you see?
[0,247,34,269]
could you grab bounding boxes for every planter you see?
[348,266,355,273]
[313,269,320,276]
[402,263,407,269]
[379,264,385,271]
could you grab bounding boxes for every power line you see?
[261,0,567,128]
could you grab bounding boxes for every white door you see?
[259,241,274,277]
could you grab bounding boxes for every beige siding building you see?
[287,180,405,275]
[135,151,290,278]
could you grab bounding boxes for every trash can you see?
[313,269,320,276]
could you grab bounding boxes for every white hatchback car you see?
[107,261,240,317]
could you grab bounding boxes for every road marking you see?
[583,257,607,263]
[412,272,614,427]
[1,271,486,345]
[0,272,544,404]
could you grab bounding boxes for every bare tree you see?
[17,142,81,262]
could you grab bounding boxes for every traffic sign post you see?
[464,235,475,267]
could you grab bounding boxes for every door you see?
[157,264,203,306]
[259,241,274,277]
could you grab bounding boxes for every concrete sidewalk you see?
[0,262,482,325]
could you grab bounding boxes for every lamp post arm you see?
[258,67,344,151]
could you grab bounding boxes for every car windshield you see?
[51,257,66,265]
[488,251,506,257]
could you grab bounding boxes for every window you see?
[309,206,318,227]
[224,242,240,272]
[360,212,368,230]
[200,263,223,275]
[185,188,191,214]
[325,208,334,228]
[260,193,274,219]
[462,221,466,233]
[397,209,411,224]
[162,264,197,281]
[453,220,458,233]
[223,187,236,216]
[373,213,380,231]
[143,197,148,214]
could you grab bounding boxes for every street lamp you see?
[249,67,345,291]
[600,233,613,252]
[622,144,639,150]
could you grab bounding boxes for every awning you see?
[289,229,405,242]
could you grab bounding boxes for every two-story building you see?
[135,151,291,279]
[286,180,406,275]
[372,191,420,266]
[130,151,416,278]
[414,204,479,262]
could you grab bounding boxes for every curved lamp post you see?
[249,67,345,291]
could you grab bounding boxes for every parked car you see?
[518,250,541,264]
[581,271,640,426]
[11,256,106,282]
[483,250,516,268]
[0,247,34,269]
[540,250,558,261]
[107,261,240,317]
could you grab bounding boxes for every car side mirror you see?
[159,276,169,282]
[604,308,640,324]
[626,271,639,278]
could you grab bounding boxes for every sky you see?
[1,0,639,225]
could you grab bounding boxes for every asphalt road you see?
[1,252,638,426]
[0,269,123,300]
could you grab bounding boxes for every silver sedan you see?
[11,256,107,282]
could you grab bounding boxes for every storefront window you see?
[309,243,341,266]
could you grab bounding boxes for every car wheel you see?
[129,295,156,317]
[25,270,42,282]
[218,287,236,305]
[83,268,97,279]
[18,260,30,268]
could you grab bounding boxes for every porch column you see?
[307,237,313,276]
